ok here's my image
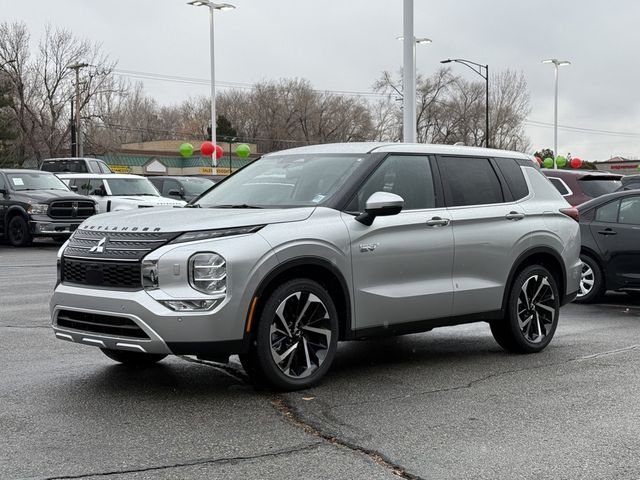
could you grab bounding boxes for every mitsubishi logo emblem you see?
[89,237,107,253]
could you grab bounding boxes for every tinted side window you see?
[0,174,5,190]
[41,162,56,172]
[495,158,529,200]
[618,197,640,225]
[351,155,435,212]
[595,200,620,223]
[439,157,504,207]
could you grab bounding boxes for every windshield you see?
[182,177,215,195]
[579,177,622,197]
[7,172,69,191]
[105,178,160,196]
[196,154,369,208]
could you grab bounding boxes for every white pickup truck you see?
[58,173,186,212]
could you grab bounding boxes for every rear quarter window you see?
[495,158,529,200]
[547,177,571,196]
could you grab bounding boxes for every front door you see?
[343,155,454,330]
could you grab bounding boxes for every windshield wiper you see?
[210,204,264,209]
[185,203,200,208]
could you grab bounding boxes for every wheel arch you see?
[247,256,352,341]
[4,205,29,230]
[502,246,567,311]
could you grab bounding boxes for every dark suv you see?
[0,170,97,246]
[148,176,215,202]
[542,169,622,206]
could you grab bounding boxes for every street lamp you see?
[187,0,235,169]
[396,35,432,142]
[441,58,490,148]
[542,58,571,169]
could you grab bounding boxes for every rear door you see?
[344,154,454,330]
[437,156,532,316]
[590,196,640,289]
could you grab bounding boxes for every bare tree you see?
[0,22,126,165]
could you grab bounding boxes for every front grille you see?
[48,200,95,219]
[64,229,176,261]
[62,258,142,289]
[56,309,149,339]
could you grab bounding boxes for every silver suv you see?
[50,143,581,390]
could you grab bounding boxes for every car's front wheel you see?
[7,215,33,247]
[100,348,167,366]
[240,278,339,391]
[491,265,560,353]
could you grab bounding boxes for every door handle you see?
[505,211,525,221]
[426,216,450,227]
[598,229,617,236]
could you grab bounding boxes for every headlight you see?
[28,203,48,215]
[189,253,226,294]
[170,225,263,244]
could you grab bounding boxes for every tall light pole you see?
[402,0,416,143]
[542,59,571,169]
[396,36,431,142]
[187,1,235,169]
[441,58,489,148]
[67,62,89,157]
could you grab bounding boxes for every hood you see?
[79,206,316,232]
[12,189,93,204]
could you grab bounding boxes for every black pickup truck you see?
[0,169,97,246]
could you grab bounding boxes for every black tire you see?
[240,278,339,391]
[7,215,33,247]
[574,254,604,304]
[100,348,167,366]
[491,265,560,353]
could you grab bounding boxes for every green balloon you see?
[556,155,567,168]
[236,143,251,158]
[543,157,554,168]
[179,143,193,157]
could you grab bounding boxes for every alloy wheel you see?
[517,274,556,344]
[577,261,594,298]
[269,291,332,379]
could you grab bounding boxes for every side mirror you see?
[355,191,404,226]
[0,188,6,196]
[70,185,78,192]
[168,189,183,198]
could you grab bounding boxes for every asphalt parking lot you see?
[2,242,640,480]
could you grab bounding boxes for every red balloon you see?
[200,141,214,156]
[570,157,582,169]
[215,144,224,160]
[535,156,543,165]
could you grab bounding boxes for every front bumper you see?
[30,219,81,236]
[50,284,253,357]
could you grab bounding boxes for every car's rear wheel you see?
[100,348,167,366]
[574,254,604,304]
[240,278,339,391]
[491,265,560,353]
[8,215,32,247]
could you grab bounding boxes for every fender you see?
[4,205,29,231]
[249,255,352,339]
[501,246,568,312]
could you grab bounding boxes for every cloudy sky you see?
[4,0,640,160]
